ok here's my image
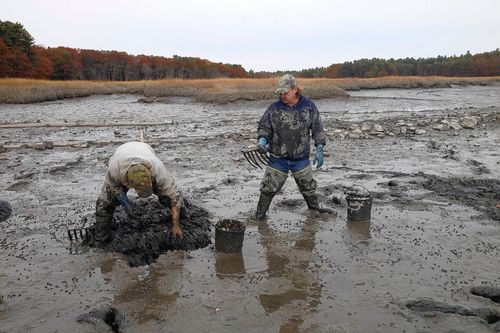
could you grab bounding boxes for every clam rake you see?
[241,148,270,169]
[67,226,95,242]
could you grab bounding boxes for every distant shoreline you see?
[0,76,499,105]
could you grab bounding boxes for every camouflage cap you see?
[275,74,297,94]
[127,164,153,198]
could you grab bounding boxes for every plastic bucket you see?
[215,219,246,253]
[346,185,372,222]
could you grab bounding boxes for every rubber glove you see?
[117,193,139,219]
[257,137,269,154]
[313,144,324,169]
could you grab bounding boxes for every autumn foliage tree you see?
[322,50,500,78]
[0,20,248,80]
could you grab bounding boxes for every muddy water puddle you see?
[1,86,500,332]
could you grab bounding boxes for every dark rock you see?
[0,200,12,222]
[77,307,123,333]
[388,180,399,187]
[330,195,342,205]
[471,286,500,304]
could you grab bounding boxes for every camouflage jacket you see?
[257,96,326,160]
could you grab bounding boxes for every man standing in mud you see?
[255,74,332,219]
[95,141,185,246]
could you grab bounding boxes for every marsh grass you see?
[1,76,499,104]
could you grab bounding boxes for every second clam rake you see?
[67,226,95,242]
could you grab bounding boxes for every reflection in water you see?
[342,220,372,261]
[257,216,323,332]
[215,252,246,278]
[346,220,371,243]
[100,253,184,325]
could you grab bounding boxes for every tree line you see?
[1,20,499,80]
[0,21,247,80]
[268,49,500,78]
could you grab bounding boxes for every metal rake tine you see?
[85,227,95,239]
[242,151,256,168]
[261,152,270,164]
[248,150,263,169]
[254,150,269,166]
[251,150,266,168]
[242,150,260,169]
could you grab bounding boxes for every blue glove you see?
[313,144,324,169]
[117,193,138,219]
[257,137,269,154]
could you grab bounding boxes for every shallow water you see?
[0,86,499,332]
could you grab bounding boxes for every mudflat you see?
[1,85,499,332]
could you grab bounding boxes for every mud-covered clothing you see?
[103,142,181,208]
[257,95,326,160]
[268,155,310,174]
[95,141,182,244]
[255,94,325,219]
[260,164,317,197]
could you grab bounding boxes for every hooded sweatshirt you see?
[104,141,182,208]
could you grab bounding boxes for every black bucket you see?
[346,185,372,222]
[215,219,246,253]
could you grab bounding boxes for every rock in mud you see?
[0,294,8,313]
[89,198,211,267]
[471,286,500,304]
[77,307,123,333]
[0,200,12,222]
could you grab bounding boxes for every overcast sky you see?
[3,0,499,72]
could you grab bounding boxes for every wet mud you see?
[92,199,211,267]
[1,86,500,332]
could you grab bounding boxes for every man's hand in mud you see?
[172,225,183,240]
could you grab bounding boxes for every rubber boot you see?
[255,194,274,220]
[304,194,335,214]
[94,218,111,247]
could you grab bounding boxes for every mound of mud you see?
[91,199,211,267]
[421,174,500,220]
